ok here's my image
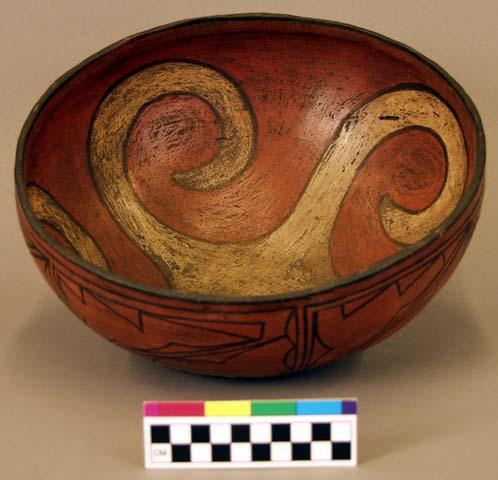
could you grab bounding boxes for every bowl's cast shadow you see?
[8,282,488,465]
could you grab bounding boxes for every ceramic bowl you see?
[15,14,485,377]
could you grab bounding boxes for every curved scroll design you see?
[93,62,255,191]
[89,61,467,296]
[27,185,109,270]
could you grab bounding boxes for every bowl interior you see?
[19,16,480,298]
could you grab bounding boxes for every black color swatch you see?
[252,443,271,461]
[150,425,170,443]
[292,443,311,460]
[271,423,291,442]
[212,444,231,462]
[312,423,331,441]
[332,442,351,460]
[191,425,210,443]
[172,445,191,462]
[231,424,250,442]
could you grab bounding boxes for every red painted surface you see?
[331,128,447,276]
[22,18,478,285]
[16,17,484,377]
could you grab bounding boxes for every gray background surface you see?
[1,1,497,478]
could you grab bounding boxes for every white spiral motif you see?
[89,62,468,296]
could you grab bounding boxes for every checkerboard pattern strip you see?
[150,421,352,462]
[145,413,357,468]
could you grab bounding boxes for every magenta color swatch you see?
[144,401,205,416]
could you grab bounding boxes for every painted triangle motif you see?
[398,254,447,296]
[84,291,144,332]
[442,230,468,265]
[341,286,389,318]
[142,312,264,341]
[56,274,84,303]
[308,334,335,367]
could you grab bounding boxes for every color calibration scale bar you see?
[143,399,357,469]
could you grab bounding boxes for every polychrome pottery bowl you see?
[16,14,485,377]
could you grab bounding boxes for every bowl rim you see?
[15,12,486,305]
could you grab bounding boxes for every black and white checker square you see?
[148,419,353,465]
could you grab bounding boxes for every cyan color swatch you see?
[296,400,343,415]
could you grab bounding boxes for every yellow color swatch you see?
[205,401,251,416]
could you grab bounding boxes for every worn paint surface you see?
[27,185,108,270]
[17,16,483,376]
[90,75,467,295]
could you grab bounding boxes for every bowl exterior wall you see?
[16,182,483,378]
